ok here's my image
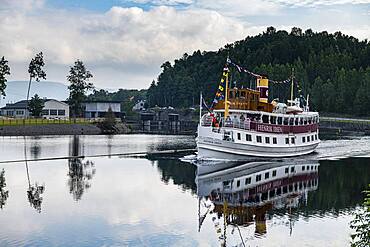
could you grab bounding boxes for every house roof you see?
[82,100,122,104]
[1,99,67,110]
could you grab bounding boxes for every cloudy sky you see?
[1,0,369,90]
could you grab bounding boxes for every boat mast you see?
[290,68,295,106]
[199,92,202,126]
[224,67,229,119]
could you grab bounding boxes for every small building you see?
[132,100,146,112]
[82,101,121,118]
[0,99,69,119]
[41,99,69,119]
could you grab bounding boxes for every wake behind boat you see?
[197,59,320,160]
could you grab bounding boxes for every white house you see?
[0,99,69,119]
[41,99,69,119]
[82,101,121,118]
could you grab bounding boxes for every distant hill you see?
[1,81,69,106]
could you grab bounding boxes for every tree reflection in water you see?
[67,135,95,201]
[24,136,45,213]
[0,169,9,209]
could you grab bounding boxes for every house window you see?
[58,110,66,116]
[6,110,14,116]
[15,110,24,115]
[245,177,251,185]
[273,137,277,144]
[302,137,306,143]
[256,136,262,143]
[291,137,295,144]
[265,172,270,179]
[246,134,252,142]
[50,110,58,115]
[272,170,277,177]
[285,138,289,144]
[42,109,49,115]
[256,174,261,182]
[265,137,270,144]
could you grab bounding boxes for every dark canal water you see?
[0,134,369,246]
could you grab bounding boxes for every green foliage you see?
[147,27,370,115]
[102,107,116,130]
[0,56,10,96]
[27,52,46,112]
[350,185,370,247]
[67,60,94,117]
[28,94,45,117]
[28,52,46,82]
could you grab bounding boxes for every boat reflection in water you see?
[196,160,319,246]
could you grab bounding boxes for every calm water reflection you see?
[0,135,368,246]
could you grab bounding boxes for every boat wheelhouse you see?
[197,61,320,160]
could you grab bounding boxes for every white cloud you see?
[0,0,369,90]
[0,4,258,88]
[272,0,370,7]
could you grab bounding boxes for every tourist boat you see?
[197,60,320,160]
[196,161,319,245]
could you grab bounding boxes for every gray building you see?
[82,101,121,118]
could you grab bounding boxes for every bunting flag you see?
[210,66,229,109]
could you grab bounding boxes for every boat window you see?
[291,166,295,173]
[289,184,293,192]
[284,118,289,125]
[295,183,298,191]
[261,192,268,201]
[289,118,294,125]
[265,137,270,144]
[302,136,306,143]
[285,137,289,144]
[299,182,303,189]
[295,118,299,125]
[307,136,310,142]
[311,165,314,170]
[307,165,310,170]
[300,118,304,125]
[308,117,312,124]
[265,172,269,179]
[269,190,275,198]
[271,116,276,124]
[272,170,277,177]
[277,188,282,195]
[257,136,262,143]
[273,137,277,144]
[315,134,318,140]
[302,166,305,171]
[245,177,251,185]
[246,134,252,141]
[312,135,315,141]
[291,137,295,144]
[262,115,269,124]
[285,167,289,174]
[304,118,308,125]
[236,180,240,187]
[256,174,262,182]
[241,91,246,98]
[283,186,288,194]
[277,117,282,125]
[237,132,241,140]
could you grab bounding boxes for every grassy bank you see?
[0,118,93,126]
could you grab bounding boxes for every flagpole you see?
[199,92,202,126]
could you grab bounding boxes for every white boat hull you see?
[197,125,320,160]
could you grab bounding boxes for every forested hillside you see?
[147,27,370,115]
